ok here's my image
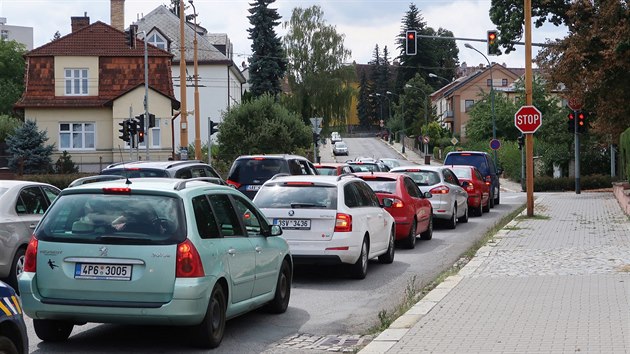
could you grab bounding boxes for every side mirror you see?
[461,181,470,188]
[269,224,283,236]
[423,191,432,199]
[381,198,393,208]
[497,168,504,175]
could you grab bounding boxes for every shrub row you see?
[532,174,619,192]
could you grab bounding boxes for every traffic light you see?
[148,113,156,128]
[577,111,587,134]
[210,120,219,135]
[517,134,524,150]
[567,111,575,132]
[313,132,320,147]
[118,120,130,142]
[137,114,145,143]
[487,30,500,56]
[124,25,136,48]
[405,30,417,56]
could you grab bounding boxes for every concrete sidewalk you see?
[360,145,630,353]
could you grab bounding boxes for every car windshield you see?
[451,167,472,179]
[35,193,186,245]
[348,163,378,172]
[335,142,347,148]
[100,168,169,178]
[227,158,290,184]
[362,180,397,194]
[401,171,441,186]
[254,184,337,209]
[316,167,337,176]
[445,154,489,175]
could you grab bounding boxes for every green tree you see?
[216,94,312,163]
[0,40,27,115]
[356,70,373,128]
[6,119,54,174]
[247,0,287,97]
[395,73,434,138]
[54,151,79,174]
[0,114,22,141]
[283,5,355,127]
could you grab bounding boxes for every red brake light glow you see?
[334,213,352,232]
[485,176,492,185]
[430,185,450,194]
[24,235,38,272]
[253,157,265,160]
[391,198,404,208]
[102,187,131,194]
[284,181,314,186]
[176,239,205,277]
[226,179,241,189]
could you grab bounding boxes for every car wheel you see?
[482,197,490,213]
[350,237,369,279]
[494,190,500,205]
[195,284,226,349]
[0,336,18,354]
[459,203,469,223]
[379,227,396,263]
[7,247,25,293]
[33,319,74,342]
[489,191,495,209]
[266,260,292,314]
[447,205,457,229]
[420,214,433,240]
[401,219,416,249]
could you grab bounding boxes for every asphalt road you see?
[25,137,526,354]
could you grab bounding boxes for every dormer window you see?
[147,32,167,50]
[65,68,88,95]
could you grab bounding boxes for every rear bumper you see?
[285,232,363,265]
[18,272,213,326]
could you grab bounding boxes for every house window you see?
[147,33,167,50]
[502,79,508,86]
[59,123,95,150]
[465,100,475,112]
[64,69,88,95]
[486,79,492,87]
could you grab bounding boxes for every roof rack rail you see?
[174,177,226,191]
[164,159,204,169]
[336,173,357,181]
[270,173,291,180]
[68,175,126,188]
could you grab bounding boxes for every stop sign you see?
[514,105,542,133]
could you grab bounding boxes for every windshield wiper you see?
[373,190,393,194]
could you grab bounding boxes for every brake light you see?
[24,235,38,272]
[465,184,475,192]
[253,157,265,160]
[226,179,241,189]
[334,213,352,232]
[285,181,314,186]
[102,187,131,194]
[485,176,492,186]
[176,239,205,277]
[406,169,421,172]
[430,185,450,194]
[390,198,404,208]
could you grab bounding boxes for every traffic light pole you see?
[574,108,581,194]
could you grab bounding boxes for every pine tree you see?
[357,70,372,128]
[247,0,287,97]
[6,120,54,174]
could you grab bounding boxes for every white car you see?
[253,175,396,279]
[332,141,349,156]
[389,165,469,229]
[331,132,342,143]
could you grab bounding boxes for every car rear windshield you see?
[348,163,378,172]
[254,184,337,209]
[450,167,472,179]
[227,158,290,184]
[35,193,186,245]
[444,154,490,175]
[401,171,441,186]
[316,167,337,176]
[101,168,169,178]
[362,179,397,194]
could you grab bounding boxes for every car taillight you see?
[226,179,241,189]
[390,198,404,208]
[334,213,352,232]
[430,185,450,194]
[465,183,475,192]
[176,239,205,277]
[24,235,38,272]
[485,176,492,186]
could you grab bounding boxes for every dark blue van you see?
[443,151,502,207]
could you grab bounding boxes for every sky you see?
[0,0,568,70]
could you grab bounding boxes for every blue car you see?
[0,281,28,354]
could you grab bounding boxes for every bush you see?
[533,174,619,192]
[20,173,95,190]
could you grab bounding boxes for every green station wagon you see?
[18,177,292,349]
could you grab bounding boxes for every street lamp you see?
[464,43,497,168]
[428,73,451,85]
[404,84,429,159]
[188,0,201,160]
[386,91,404,153]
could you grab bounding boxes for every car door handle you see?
[255,246,263,253]
[228,248,237,255]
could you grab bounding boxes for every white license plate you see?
[274,218,311,230]
[74,263,132,281]
[246,185,261,191]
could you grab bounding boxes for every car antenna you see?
[117,146,132,185]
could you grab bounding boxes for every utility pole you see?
[179,0,189,157]
[141,30,150,161]
[524,0,535,216]
[189,0,201,160]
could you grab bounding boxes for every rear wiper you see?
[373,190,393,194]
[290,203,327,208]
[96,235,152,244]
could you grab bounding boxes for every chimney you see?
[71,13,90,33]
[110,0,125,31]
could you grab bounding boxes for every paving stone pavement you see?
[360,192,630,353]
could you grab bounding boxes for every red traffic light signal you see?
[405,30,417,56]
[567,111,575,132]
[577,111,587,133]
[487,30,500,55]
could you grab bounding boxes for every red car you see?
[446,165,490,216]
[314,163,356,176]
[355,172,433,249]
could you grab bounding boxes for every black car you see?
[100,160,223,181]
[0,281,28,354]
[443,151,502,207]
[226,154,318,199]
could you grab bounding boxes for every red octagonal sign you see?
[514,105,543,133]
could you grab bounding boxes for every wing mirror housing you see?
[381,198,393,208]
[423,191,432,199]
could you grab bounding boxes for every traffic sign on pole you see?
[514,105,542,133]
[490,138,501,150]
[567,97,582,111]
